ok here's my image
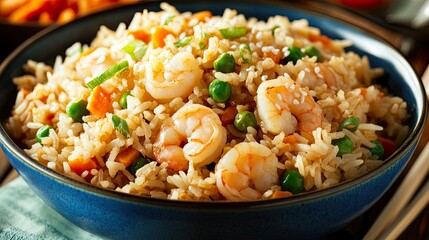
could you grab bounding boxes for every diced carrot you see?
[116,146,140,167]
[130,29,151,44]
[0,0,27,17]
[283,135,298,144]
[87,86,112,118]
[20,88,31,98]
[57,8,76,24]
[271,190,293,198]
[378,137,397,159]
[220,106,238,125]
[68,157,98,176]
[309,34,331,46]
[39,11,54,25]
[359,87,366,97]
[190,10,212,23]
[151,26,173,48]
[8,0,50,23]
[263,51,283,64]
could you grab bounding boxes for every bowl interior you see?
[0,0,426,204]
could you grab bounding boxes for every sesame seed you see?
[256,32,263,40]
[275,103,281,110]
[277,93,282,101]
[304,67,310,73]
[293,99,299,105]
[289,84,295,90]
[294,92,300,98]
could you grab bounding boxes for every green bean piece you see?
[234,111,257,132]
[339,116,360,132]
[208,79,232,103]
[302,46,322,62]
[128,156,151,176]
[66,100,89,122]
[218,26,247,39]
[280,169,304,194]
[281,46,304,65]
[112,115,130,138]
[213,53,236,73]
[36,125,53,144]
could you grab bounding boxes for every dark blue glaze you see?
[0,1,426,239]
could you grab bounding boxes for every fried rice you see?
[6,3,410,201]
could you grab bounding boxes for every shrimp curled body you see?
[153,103,227,172]
[145,51,203,101]
[215,142,280,201]
[256,76,323,135]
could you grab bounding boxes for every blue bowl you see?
[0,1,426,239]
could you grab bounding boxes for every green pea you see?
[339,116,360,132]
[128,156,151,176]
[234,111,257,132]
[213,53,235,73]
[208,79,232,103]
[302,46,321,62]
[36,125,52,144]
[369,140,384,159]
[332,136,354,157]
[119,91,133,109]
[280,169,304,194]
[281,46,304,65]
[66,100,89,123]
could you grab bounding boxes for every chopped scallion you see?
[199,33,210,49]
[122,40,147,60]
[174,36,193,48]
[112,114,130,138]
[163,15,175,25]
[239,44,252,63]
[219,26,247,39]
[86,60,129,89]
[271,25,280,37]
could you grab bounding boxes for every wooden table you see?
[1,1,428,239]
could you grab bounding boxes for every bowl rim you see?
[0,0,427,209]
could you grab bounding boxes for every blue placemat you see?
[0,176,101,240]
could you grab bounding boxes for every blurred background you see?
[1,0,429,61]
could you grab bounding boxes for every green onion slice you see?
[271,25,280,37]
[86,60,129,89]
[112,114,130,138]
[174,36,193,48]
[199,33,210,49]
[219,26,247,39]
[163,15,175,25]
[239,44,252,63]
[122,40,148,60]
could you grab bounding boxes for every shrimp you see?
[215,142,280,201]
[256,76,323,135]
[153,103,227,172]
[75,47,115,80]
[296,62,342,89]
[145,51,203,101]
